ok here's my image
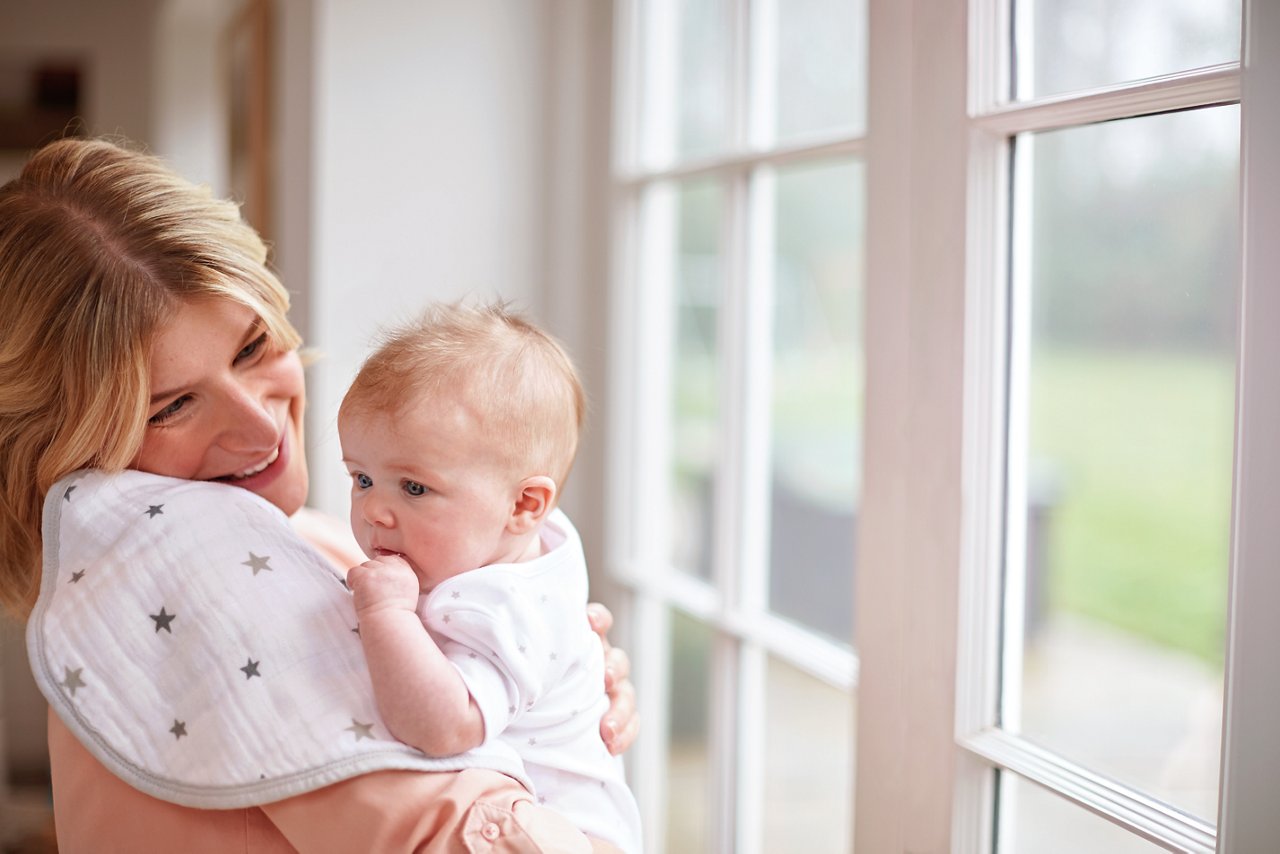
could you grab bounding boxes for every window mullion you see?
[1217,0,1280,847]
[974,64,1241,136]
[747,0,778,151]
[960,729,1217,852]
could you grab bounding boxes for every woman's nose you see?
[219,379,279,452]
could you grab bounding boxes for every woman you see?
[0,138,637,851]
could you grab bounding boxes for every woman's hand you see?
[587,603,639,756]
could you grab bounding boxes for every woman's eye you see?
[354,473,373,489]
[403,481,427,497]
[235,332,270,363]
[148,395,191,425]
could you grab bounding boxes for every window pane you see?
[996,773,1169,853]
[768,159,863,644]
[667,611,714,853]
[1015,0,1241,100]
[1009,107,1238,819]
[646,0,731,164]
[763,657,855,852]
[773,0,867,142]
[678,0,731,159]
[670,180,723,580]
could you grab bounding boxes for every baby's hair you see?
[341,301,585,489]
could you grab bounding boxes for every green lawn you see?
[1030,347,1234,665]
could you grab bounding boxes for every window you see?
[609,0,866,850]
[955,0,1247,849]
[611,0,1280,850]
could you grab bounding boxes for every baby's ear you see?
[509,476,556,534]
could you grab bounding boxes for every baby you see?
[340,302,641,854]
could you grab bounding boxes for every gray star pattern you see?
[242,552,272,575]
[63,485,76,501]
[150,607,176,633]
[145,504,164,518]
[60,667,86,697]
[69,570,85,584]
[240,658,261,679]
[451,591,460,599]
[345,719,374,741]
[170,719,187,739]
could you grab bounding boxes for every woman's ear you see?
[509,476,557,534]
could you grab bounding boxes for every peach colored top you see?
[45,508,621,853]
[49,712,613,852]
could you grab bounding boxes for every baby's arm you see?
[347,556,484,756]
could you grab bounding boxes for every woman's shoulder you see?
[290,506,364,571]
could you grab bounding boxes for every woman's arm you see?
[49,710,613,853]
[348,555,485,756]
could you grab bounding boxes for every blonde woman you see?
[0,138,636,852]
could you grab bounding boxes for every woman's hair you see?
[0,138,301,617]
[340,301,585,490]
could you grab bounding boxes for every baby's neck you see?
[509,528,547,564]
[485,525,546,568]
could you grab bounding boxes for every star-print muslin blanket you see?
[26,469,528,808]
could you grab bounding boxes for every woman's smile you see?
[134,298,310,515]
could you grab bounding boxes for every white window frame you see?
[855,0,1280,852]
[609,0,1280,851]
[608,1,863,851]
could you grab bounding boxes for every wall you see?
[306,0,553,517]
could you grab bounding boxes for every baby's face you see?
[339,393,520,590]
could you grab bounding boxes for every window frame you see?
[956,6,1240,853]
[609,0,865,850]
[608,0,1280,851]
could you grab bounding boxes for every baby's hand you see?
[347,555,421,616]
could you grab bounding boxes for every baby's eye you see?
[354,473,373,489]
[403,480,427,497]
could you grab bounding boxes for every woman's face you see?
[132,298,309,515]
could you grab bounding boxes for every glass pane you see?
[763,657,855,853]
[646,0,731,164]
[768,159,864,644]
[1010,107,1238,819]
[670,180,723,580]
[774,0,868,142]
[667,612,714,853]
[1015,0,1241,100]
[997,773,1169,853]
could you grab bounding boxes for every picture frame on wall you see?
[224,0,272,246]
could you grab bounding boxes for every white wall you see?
[307,0,554,516]
[151,0,235,192]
